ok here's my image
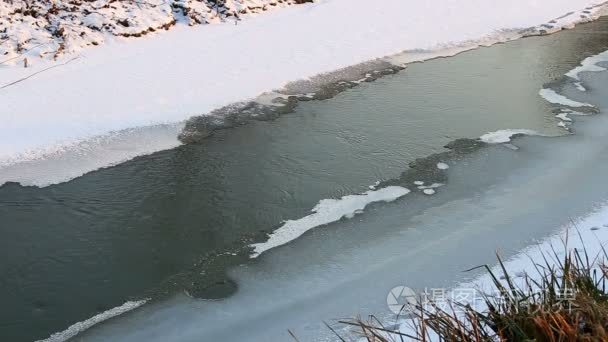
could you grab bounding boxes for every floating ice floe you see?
[249,186,410,257]
[565,49,608,80]
[479,129,539,144]
[556,112,572,122]
[538,88,594,107]
[436,162,449,170]
[368,180,381,190]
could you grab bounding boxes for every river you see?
[2,17,608,342]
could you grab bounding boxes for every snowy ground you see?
[1,0,608,187]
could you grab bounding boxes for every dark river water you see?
[2,17,608,342]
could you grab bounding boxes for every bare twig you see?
[0,56,80,90]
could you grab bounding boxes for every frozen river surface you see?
[2,16,608,342]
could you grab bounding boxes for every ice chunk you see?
[565,50,608,80]
[539,88,594,107]
[250,186,410,257]
[479,129,539,144]
[556,113,572,122]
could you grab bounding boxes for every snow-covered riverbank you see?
[0,0,312,62]
[1,0,607,187]
[375,201,608,341]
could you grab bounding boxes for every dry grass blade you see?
[340,239,608,341]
